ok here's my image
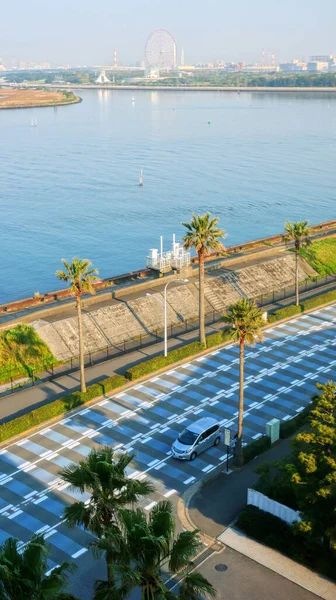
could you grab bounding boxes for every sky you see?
[1,0,335,66]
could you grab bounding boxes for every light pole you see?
[146,278,188,357]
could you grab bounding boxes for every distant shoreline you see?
[0,97,82,110]
[21,84,336,93]
[0,88,82,110]
[2,83,336,93]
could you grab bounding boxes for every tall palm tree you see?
[0,535,78,600]
[179,573,217,600]
[222,299,264,467]
[182,213,226,345]
[92,501,216,600]
[284,221,311,306]
[59,446,154,538]
[56,257,99,393]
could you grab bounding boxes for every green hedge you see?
[206,330,231,348]
[236,506,336,580]
[269,289,336,323]
[243,435,271,464]
[125,342,205,381]
[280,406,310,438]
[268,305,301,322]
[0,374,126,444]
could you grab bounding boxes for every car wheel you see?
[214,436,220,446]
[190,452,197,461]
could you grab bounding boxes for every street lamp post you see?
[146,278,188,357]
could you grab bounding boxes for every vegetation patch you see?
[300,237,336,275]
[236,506,335,580]
[0,374,126,443]
[0,325,56,384]
[280,406,310,438]
[243,435,271,463]
[269,288,336,323]
[125,341,205,380]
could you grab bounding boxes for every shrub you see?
[206,330,231,348]
[280,406,310,438]
[125,342,205,381]
[268,305,301,323]
[302,289,336,310]
[243,435,271,464]
[0,374,126,443]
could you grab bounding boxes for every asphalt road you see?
[0,303,335,598]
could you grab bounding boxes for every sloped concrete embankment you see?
[33,255,310,360]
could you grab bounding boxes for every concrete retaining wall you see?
[33,254,312,360]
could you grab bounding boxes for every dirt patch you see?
[0,88,80,109]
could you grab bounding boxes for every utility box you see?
[266,418,280,444]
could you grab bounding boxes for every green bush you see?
[243,435,271,463]
[268,305,301,323]
[236,506,296,554]
[0,374,126,443]
[125,342,205,381]
[206,330,231,348]
[280,406,310,438]
[302,289,336,310]
[236,506,336,580]
[269,289,336,324]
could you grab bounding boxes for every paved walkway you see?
[218,528,336,600]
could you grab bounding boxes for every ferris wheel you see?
[145,29,177,69]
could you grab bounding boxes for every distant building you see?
[144,66,160,79]
[309,55,333,64]
[307,61,329,72]
[96,70,111,83]
[280,60,306,72]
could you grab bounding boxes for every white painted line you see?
[44,530,57,540]
[202,464,214,473]
[72,548,88,559]
[46,563,59,574]
[150,423,159,429]
[98,399,109,406]
[141,437,152,444]
[194,409,203,415]
[164,489,177,498]
[57,482,70,491]
[0,477,13,485]
[296,407,305,412]
[41,450,53,458]
[24,491,38,499]
[16,439,28,446]
[149,459,160,467]
[252,433,263,440]
[184,476,196,485]
[154,463,165,470]
[36,524,49,534]
[144,501,157,511]
[282,415,291,421]
[68,441,80,449]
[8,509,23,520]
[87,431,99,439]
[160,427,169,433]
[0,504,13,514]
[132,433,143,440]
[46,453,59,461]
[34,496,47,505]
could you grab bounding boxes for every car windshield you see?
[178,429,199,445]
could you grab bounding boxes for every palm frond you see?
[169,530,202,572]
[180,572,217,599]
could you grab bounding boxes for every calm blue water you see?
[1,89,335,303]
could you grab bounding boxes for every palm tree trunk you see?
[236,335,245,467]
[76,295,86,393]
[295,249,299,306]
[198,249,205,346]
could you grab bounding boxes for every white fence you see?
[247,489,302,525]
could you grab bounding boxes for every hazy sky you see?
[1,0,335,66]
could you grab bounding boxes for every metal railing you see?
[2,273,336,398]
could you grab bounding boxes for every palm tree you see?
[222,299,264,467]
[59,446,154,538]
[92,501,216,600]
[284,221,311,306]
[56,257,99,393]
[179,573,217,600]
[0,535,78,600]
[182,213,226,345]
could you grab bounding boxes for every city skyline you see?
[1,0,336,67]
